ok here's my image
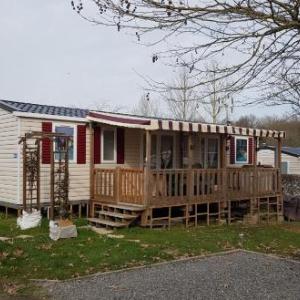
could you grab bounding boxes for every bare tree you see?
[201,62,234,124]
[259,73,300,115]
[72,0,300,97]
[162,68,202,121]
[132,93,160,117]
[235,114,260,128]
[90,100,127,113]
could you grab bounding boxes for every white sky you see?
[0,1,288,120]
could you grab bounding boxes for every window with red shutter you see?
[42,122,52,164]
[234,136,250,164]
[77,125,86,164]
[54,125,75,161]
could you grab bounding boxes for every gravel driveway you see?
[44,250,300,300]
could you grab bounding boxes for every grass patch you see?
[0,213,300,297]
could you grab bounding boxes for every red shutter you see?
[230,136,235,165]
[249,137,254,164]
[77,125,86,164]
[117,128,125,164]
[94,127,101,164]
[42,122,52,164]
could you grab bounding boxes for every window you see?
[148,133,175,169]
[181,135,189,167]
[207,138,219,168]
[198,136,219,169]
[54,125,75,162]
[161,135,174,169]
[150,134,157,169]
[281,161,289,174]
[102,129,116,163]
[235,137,248,164]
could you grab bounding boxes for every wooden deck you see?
[92,167,281,207]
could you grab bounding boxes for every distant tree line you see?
[235,115,300,147]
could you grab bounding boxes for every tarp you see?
[17,209,42,230]
[283,195,300,221]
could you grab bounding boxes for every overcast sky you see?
[0,1,287,119]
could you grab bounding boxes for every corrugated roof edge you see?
[0,100,22,112]
[0,99,88,118]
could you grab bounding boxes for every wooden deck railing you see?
[227,167,280,199]
[149,169,225,206]
[93,167,281,206]
[93,168,144,205]
[119,168,144,205]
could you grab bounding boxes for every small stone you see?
[107,234,124,239]
[16,235,33,239]
[91,227,113,235]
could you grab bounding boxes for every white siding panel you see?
[258,149,300,175]
[0,108,18,204]
[19,117,91,204]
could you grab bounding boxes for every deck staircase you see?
[88,203,145,229]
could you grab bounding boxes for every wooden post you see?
[89,123,94,217]
[253,137,257,166]
[144,130,152,207]
[50,139,54,220]
[253,137,258,220]
[220,135,227,193]
[114,167,121,203]
[276,137,282,174]
[79,203,82,218]
[37,142,41,211]
[276,137,282,222]
[220,135,227,222]
[22,141,26,212]
[187,134,193,203]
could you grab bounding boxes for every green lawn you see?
[0,213,300,296]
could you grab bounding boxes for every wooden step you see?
[87,218,128,228]
[101,203,145,211]
[96,210,137,220]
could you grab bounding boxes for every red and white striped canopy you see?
[87,111,286,139]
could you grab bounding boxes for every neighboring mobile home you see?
[0,99,286,227]
[258,145,300,175]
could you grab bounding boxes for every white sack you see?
[49,221,77,241]
[17,209,42,230]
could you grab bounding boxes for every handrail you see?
[93,167,280,206]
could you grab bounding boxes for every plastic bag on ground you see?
[17,209,42,230]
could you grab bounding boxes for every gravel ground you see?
[44,250,300,300]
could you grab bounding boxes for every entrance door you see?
[160,134,174,169]
[199,136,220,169]
[146,133,175,169]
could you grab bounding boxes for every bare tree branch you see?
[72,0,300,96]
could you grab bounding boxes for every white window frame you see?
[235,136,249,164]
[53,123,77,163]
[101,127,117,164]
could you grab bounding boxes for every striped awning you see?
[87,111,286,139]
